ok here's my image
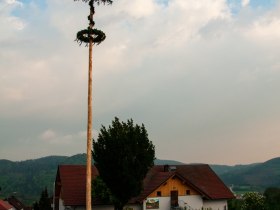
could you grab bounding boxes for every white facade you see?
[58,198,64,210]
[141,196,228,210]
[58,198,141,210]
[203,200,228,210]
[178,195,203,210]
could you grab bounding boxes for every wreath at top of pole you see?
[74,0,113,46]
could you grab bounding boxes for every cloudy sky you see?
[1,0,280,165]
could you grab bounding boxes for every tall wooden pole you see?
[86,42,93,210]
[86,4,94,210]
[74,1,108,209]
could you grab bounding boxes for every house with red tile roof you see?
[6,196,26,210]
[54,164,234,210]
[0,200,15,210]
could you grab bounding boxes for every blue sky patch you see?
[11,0,47,17]
[155,0,169,7]
[249,0,276,9]
[227,0,276,14]
[19,0,47,9]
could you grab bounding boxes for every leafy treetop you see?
[92,117,155,210]
[241,192,266,210]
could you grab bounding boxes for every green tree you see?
[33,201,39,210]
[264,187,280,210]
[241,192,266,210]
[92,176,114,203]
[92,117,155,210]
[228,198,242,210]
[38,187,51,210]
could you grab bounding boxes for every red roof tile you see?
[132,165,234,202]
[56,165,99,206]
[0,200,14,210]
[176,165,234,199]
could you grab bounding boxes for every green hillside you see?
[210,163,260,175]
[154,159,184,165]
[0,154,86,204]
[219,157,280,189]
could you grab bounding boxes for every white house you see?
[54,164,234,210]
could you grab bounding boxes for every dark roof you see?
[176,164,234,199]
[132,165,234,202]
[55,165,99,206]
[130,166,174,203]
[55,164,234,206]
[6,197,25,210]
[0,200,14,210]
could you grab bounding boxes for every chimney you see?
[163,165,177,172]
[163,164,169,172]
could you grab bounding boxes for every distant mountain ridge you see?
[219,157,280,188]
[0,154,279,205]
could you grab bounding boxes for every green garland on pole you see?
[74,0,112,45]
[74,0,112,4]
[76,28,106,45]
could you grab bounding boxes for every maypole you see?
[74,0,112,210]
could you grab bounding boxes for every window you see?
[186,190,190,195]
[157,191,161,196]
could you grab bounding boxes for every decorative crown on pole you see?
[74,0,112,46]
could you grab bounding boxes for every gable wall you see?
[148,176,199,197]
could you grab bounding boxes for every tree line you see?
[228,187,280,210]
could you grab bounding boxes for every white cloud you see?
[0,0,26,40]
[247,16,280,40]
[241,0,250,7]
[5,0,22,6]
[39,129,77,145]
[1,87,24,101]
[40,129,57,141]
[7,16,26,30]
[39,129,99,145]
[119,0,159,18]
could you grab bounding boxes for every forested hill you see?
[0,154,279,205]
[0,154,87,204]
[217,157,280,188]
